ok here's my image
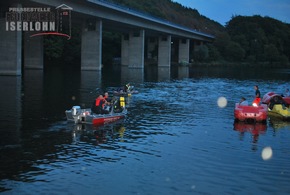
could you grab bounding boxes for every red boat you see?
[234,103,268,123]
[261,92,290,120]
[65,106,127,126]
[262,92,290,105]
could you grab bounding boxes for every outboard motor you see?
[72,106,81,116]
[71,106,82,124]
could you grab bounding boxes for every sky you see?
[173,0,290,26]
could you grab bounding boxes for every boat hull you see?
[65,107,127,126]
[262,92,290,120]
[268,104,290,120]
[234,103,267,123]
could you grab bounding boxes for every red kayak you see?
[234,103,268,123]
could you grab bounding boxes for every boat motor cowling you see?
[72,106,81,116]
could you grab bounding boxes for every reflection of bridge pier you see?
[121,66,144,84]
[0,76,22,145]
[24,32,44,69]
[80,71,102,107]
[22,69,43,127]
[158,67,171,81]
[178,66,189,79]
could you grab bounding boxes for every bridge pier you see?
[0,18,22,76]
[121,34,129,66]
[81,19,102,70]
[178,38,190,63]
[121,30,145,68]
[158,35,171,67]
[24,32,44,69]
[128,30,145,68]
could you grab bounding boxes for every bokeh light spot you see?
[262,146,273,160]
[217,96,227,108]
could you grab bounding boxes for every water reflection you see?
[23,69,43,120]
[0,120,71,181]
[72,122,126,145]
[80,70,102,107]
[0,76,21,146]
[177,66,189,79]
[157,67,170,81]
[269,117,290,132]
[121,66,144,84]
[233,121,267,151]
[1,66,290,194]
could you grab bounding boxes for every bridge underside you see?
[0,0,212,75]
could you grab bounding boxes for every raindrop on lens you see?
[262,146,273,160]
[217,96,227,108]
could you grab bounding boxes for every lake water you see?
[0,65,290,194]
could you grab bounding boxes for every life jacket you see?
[252,97,261,106]
[95,98,105,108]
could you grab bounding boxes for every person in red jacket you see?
[92,95,109,114]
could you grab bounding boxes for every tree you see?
[264,44,280,63]
[207,44,221,61]
[213,32,231,60]
[225,42,245,61]
[193,45,209,62]
[225,15,290,64]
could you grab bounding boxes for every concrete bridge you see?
[0,0,214,75]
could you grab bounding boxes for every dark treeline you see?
[44,0,290,67]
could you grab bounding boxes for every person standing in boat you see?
[252,85,261,107]
[123,83,131,92]
[116,83,130,93]
[92,95,109,114]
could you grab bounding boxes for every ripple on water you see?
[1,75,290,194]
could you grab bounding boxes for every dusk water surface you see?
[0,65,290,194]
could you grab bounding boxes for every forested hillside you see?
[225,15,290,64]
[107,0,225,35]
